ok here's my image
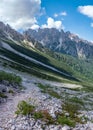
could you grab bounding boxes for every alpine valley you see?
[0,21,93,130]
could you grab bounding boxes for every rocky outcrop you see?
[0,80,21,104]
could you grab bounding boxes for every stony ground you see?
[0,74,62,129]
[0,68,93,130]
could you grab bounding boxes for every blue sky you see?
[39,0,93,41]
[0,0,93,41]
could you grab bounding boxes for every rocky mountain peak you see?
[24,28,93,59]
[0,21,24,42]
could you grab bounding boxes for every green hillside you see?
[0,39,77,82]
[0,38,93,91]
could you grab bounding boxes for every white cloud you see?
[78,5,93,19]
[60,11,67,16]
[54,13,58,18]
[31,24,40,30]
[54,11,67,17]
[91,23,93,27]
[0,0,42,30]
[41,17,63,30]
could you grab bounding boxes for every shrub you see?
[8,89,14,94]
[15,100,35,116]
[34,111,43,119]
[61,102,83,125]
[34,110,54,124]
[0,71,22,85]
[0,92,7,98]
[48,90,61,99]
[41,110,54,124]
[62,102,80,118]
[69,97,84,105]
[57,115,75,127]
[38,83,61,99]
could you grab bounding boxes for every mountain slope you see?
[0,23,80,83]
[0,21,93,88]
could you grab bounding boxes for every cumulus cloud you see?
[78,5,93,19]
[41,17,63,30]
[0,0,42,30]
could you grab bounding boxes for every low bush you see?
[0,71,22,85]
[0,92,7,98]
[8,89,14,94]
[15,101,54,124]
[15,100,35,116]
[38,83,61,99]
[69,97,84,105]
[34,111,43,119]
[41,110,54,124]
[60,102,83,126]
[57,115,75,127]
[62,102,80,118]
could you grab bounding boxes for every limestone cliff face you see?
[24,28,93,59]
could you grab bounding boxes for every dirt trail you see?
[0,75,38,127]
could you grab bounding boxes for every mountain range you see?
[24,28,93,59]
[0,21,93,59]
